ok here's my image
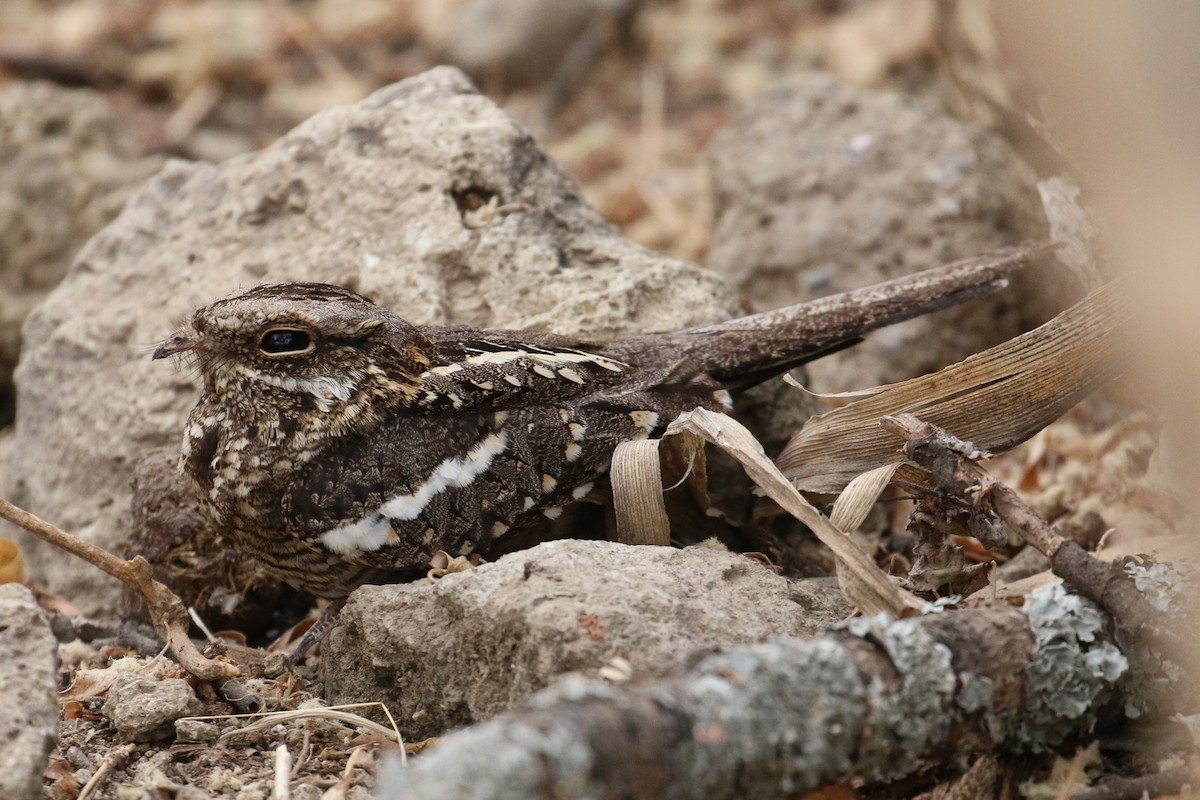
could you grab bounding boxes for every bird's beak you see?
[152,330,198,360]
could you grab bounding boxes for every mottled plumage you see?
[153,244,1045,599]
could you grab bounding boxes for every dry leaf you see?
[668,410,925,617]
[829,464,900,533]
[779,284,1123,493]
[611,409,924,616]
[0,538,24,584]
[610,439,671,546]
[59,666,126,702]
[611,427,720,547]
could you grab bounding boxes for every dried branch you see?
[374,576,1187,800]
[880,413,1175,651]
[1070,767,1196,800]
[0,497,238,680]
[77,743,135,800]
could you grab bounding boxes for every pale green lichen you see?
[1116,560,1192,719]
[842,615,958,775]
[990,584,1127,751]
[1124,559,1192,616]
[957,672,995,714]
[677,637,867,797]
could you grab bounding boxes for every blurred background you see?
[0,0,1058,259]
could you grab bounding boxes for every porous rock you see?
[706,72,1046,392]
[101,675,203,742]
[5,67,739,614]
[324,539,850,740]
[0,82,161,426]
[0,583,58,800]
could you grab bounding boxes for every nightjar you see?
[153,244,1045,600]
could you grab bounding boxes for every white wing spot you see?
[557,367,585,384]
[532,351,625,371]
[629,410,660,434]
[472,380,495,390]
[565,442,583,462]
[461,347,625,372]
[572,482,594,500]
[532,364,557,380]
[523,496,536,511]
[463,350,528,366]
[321,516,397,556]
[543,507,563,520]
[344,431,511,529]
[504,374,522,387]
[568,422,587,441]
[542,474,558,493]
[429,363,464,376]
[490,521,509,537]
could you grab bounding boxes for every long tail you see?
[655,241,1056,392]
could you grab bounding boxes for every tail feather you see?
[665,241,1056,392]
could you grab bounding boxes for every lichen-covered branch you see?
[881,412,1181,656]
[376,580,1181,800]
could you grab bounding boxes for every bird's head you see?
[154,283,432,421]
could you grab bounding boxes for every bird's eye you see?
[259,328,313,355]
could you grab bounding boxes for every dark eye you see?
[259,328,313,355]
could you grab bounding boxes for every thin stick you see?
[323,746,368,800]
[77,743,135,800]
[185,702,405,752]
[274,744,292,800]
[880,413,1175,649]
[879,413,1066,557]
[218,706,402,745]
[0,497,238,680]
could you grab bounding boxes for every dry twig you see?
[0,497,238,679]
[881,413,1176,650]
[274,744,292,800]
[77,743,135,800]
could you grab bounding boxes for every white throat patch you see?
[237,365,360,412]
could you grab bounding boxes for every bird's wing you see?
[411,327,637,413]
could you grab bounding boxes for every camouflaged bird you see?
[153,244,1045,600]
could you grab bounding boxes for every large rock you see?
[324,539,850,740]
[5,67,739,615]
[0,82,161,427]
[101,675,203,743]
[0,583,57,800]
[706,73,1046,392]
